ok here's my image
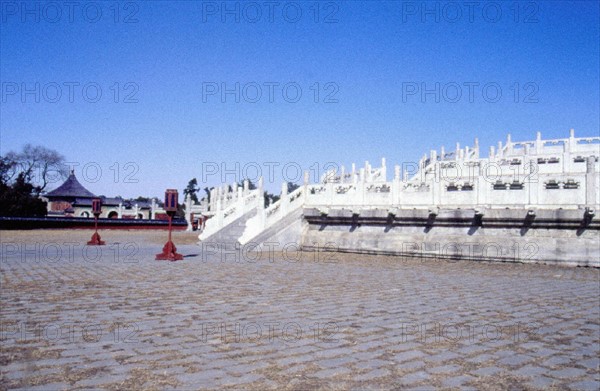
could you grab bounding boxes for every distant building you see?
[43,171,155,219]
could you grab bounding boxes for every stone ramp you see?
[242,207,305,250]
[199,209,257,249]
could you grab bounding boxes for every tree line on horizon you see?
[0,145,160,218]
[1,144,302,218]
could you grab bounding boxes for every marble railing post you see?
[303,170,309,203]
[524,155,533,206]
[151,198,157,219]
[476,169,487,206]
[393,165,401,206]
[586,157,597,205]
[257,176,264,207]
[210,188,217,211]
[237,186,243,206]
[185,194,193,231]
[281,182,289,215]
[232,183,238,202]
[568,129,575,153]
[223,184,229,205]
[358,168,366,206]
[256,176,266,228]
[433,161,441,206]
[564,131,575,173]
[530,142,542,206]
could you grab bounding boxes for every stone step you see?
[200,209,257,245]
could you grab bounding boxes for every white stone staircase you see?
[195,130,600,247]
[198,179,264,242]
[239,183,307,245]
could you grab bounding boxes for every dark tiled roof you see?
[45,172,96,198]
[102,197,123,206]
[72,197,117,206]
[73,198,93,206]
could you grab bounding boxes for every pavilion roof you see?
[45,172,96,199]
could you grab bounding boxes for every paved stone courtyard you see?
[1,230,599,390]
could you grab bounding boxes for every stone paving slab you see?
[1,230,599,390]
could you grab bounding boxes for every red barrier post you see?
[156,189,184,261]
[87,198,105,245]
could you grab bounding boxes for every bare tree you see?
[0,156,18,185]
[5,144,68,194]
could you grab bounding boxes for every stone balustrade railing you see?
[198,130,600,242]
[198,182,263,240]
[205,179,256,213]
[305,170,597,210]
[322,158,388,184]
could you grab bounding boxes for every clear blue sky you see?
[1,0,599,198]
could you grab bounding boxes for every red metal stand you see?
[156,213,183,261]
[87,215,105,245]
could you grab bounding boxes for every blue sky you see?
[1,0,599,198]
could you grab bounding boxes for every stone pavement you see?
[1,230,599,390]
